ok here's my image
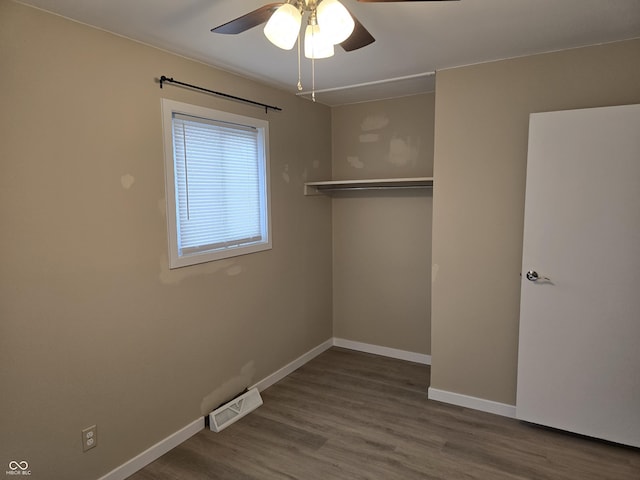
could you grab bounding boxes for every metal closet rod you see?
[159,75,282,113]
[316,185,431,192]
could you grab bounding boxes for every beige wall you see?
[431,39,640,405]
[0,1,332,479]
[331,95,434,354]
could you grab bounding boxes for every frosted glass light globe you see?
[264,4,302,50]
[316,0,355,44]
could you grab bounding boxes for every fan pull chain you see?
[297,31,302,92]
[308,18,316,102]
[312,57,316,102]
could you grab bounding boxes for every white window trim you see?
[161,99,272,269]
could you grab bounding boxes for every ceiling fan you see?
[211,0,457,101]
[211,0,459,58]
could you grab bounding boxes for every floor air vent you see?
[209,388,263,432]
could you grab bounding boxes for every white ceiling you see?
[17,0,640,106]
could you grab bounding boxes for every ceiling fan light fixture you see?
[263,3,301,50]
[304,23,335,59]
[316,0,355,45]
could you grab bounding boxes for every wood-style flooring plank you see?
[127,348,640,480]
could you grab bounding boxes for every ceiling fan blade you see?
[211,3,284,34]
[340,14,375,51]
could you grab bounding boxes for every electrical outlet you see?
[82,425,97,452]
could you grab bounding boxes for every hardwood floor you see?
[128,348,640,479]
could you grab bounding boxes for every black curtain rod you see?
[159,75,282,113]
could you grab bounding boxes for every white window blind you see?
[162,100,271,268]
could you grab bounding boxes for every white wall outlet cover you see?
[82,425,97,452]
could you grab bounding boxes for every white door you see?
[516,104,640,448]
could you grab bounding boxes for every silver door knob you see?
[526,270,550,282]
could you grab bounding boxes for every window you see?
[161,99,271,268]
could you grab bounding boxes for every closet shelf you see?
[304,177,434,196]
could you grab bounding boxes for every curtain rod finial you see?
[159,75,172,89]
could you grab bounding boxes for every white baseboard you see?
[98,337,429,480]
[333,338,431,365]
[427,387,516,418]
[97,417,204,480]
[250,338,334,392]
